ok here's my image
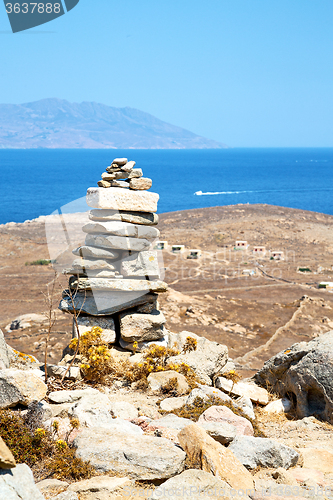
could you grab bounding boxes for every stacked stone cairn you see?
[59,158,168,352]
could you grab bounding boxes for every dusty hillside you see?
[1,203,333,376]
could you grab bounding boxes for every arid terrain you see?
[1,203,333,377]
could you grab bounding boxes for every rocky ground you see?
[0,203,333,499]
[1,204,333,377]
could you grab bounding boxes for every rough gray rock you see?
[0,464,45,500]
[67,476,133,500]
[198,421,237,445]
[82,220,159,239]
[228,436,299,470]
[168,331,228,385]
[119,309,166,343]
[254,330,333,422]
[48,389,99,404]
[108,401,139,420]
[73,427,185,479]
[0,369,47,408]
[149,414,193,431]
[68,393,142,434]
[150,469,243,500]
[0,330,9,370]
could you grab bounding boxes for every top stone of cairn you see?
[112,158,128,166]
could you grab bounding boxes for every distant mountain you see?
[0,98,227,149]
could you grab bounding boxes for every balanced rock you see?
[229,436,299,470]
[121,250,160,278]
[0,369,47,409]
[70,258,118,272]
[89,209,158,225]
[60,291,158,316]
[73,427,185,479]
[72,246,120,260]
[129,177,152,190]
[69,276,168,293]
[85,233,151,252]
[73,316,116,343]
[83,221,159,239]
[87,187,159,212]
[255,331,333,422]
[119,309,166,343]
[110,180,129,188]
[111,158,128,166]
[178,423,254,491]
[102,171,129,181]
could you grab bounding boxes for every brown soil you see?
[1,204,333,376]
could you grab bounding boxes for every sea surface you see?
[0,148,333,225]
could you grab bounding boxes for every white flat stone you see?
[85,233,151,251]
[82,221,159,240]
[72,246,120,260]
[86,187,159,213]
[69,277,168,293]
[89,209,158,225]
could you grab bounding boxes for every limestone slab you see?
[71,258,118,272]
[59,291,158,316]
[86,187,159,212]
[83,221,159,239]
[72,245,120,260]
[89,209,158,225]
[73,427,185,479]
[69,276,168,293]
[85,233,151,251]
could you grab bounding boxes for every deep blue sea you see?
[0,148,333,224]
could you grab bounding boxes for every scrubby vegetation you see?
[0,409,93,481]
[25,259,51,266]
[69,328,199,389]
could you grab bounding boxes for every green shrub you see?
[25,259,51,266]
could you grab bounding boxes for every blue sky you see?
[0,0,332,147]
